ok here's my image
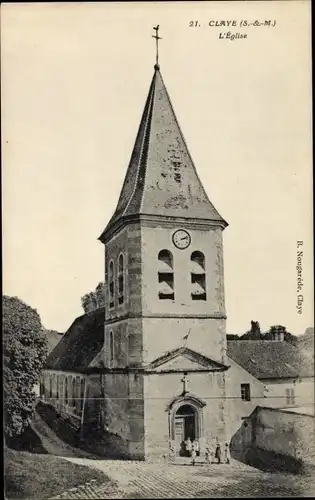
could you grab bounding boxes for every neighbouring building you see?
[227,339,314,413]
[231,406,315,474]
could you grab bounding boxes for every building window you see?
[286,388,295,405]
[54,373,58,397]
[109,331,114,367]
[118,254,124,305]
[109,260,115,308]
[241,383,251,401]
[72,378,76,407]
[191,251,206,300]
[49,375,53,398]
[158,250,174,300]
[59,376,64,407]
[65,376,68,405]
[75,376,81,412]
[56,375,60,400]
[80,378,85,412]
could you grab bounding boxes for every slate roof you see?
[99,65,227,242]
[44,308,105,372]
[46,330,63,353]
[227,340,314,379]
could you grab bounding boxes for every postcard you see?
[2,2,313,498]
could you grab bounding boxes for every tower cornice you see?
[99,213,228,244]
[104,312,227,325]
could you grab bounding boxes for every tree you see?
[298,327,314,358]
[3,296,48,438]
[304,327,314,337]
[240,320,262,340]
[95,282,105,307]
[226,334,240,341]
[81,282,105,313]
[81,292,97,313]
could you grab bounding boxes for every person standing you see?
[224,442,230,464]
[193,438,199,456]
[185,436,192,457]
[215,442,222,464]
[168,440,175,461]
[204,444,211,464]
[191,439,197,466]
[209,444,215,464]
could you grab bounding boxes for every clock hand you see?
[180,236,188,241]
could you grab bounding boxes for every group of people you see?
[205,441,230,465]
[183,437,230,466]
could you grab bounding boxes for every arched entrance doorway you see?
[174,404,198,456]
[167,394,206,456]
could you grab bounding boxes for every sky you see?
[2,1,313,335]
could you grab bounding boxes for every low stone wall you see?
[255,406,315,469]
[231,406,315,474]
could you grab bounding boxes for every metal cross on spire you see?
[152,25,162,68]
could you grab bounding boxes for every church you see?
[42,32,266,460]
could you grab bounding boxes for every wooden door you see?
[242,420,252,445]
[185,415,195,441]
[175,417,185,454]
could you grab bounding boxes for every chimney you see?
[274,325,285,341]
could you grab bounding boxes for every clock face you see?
[172,229,191,249]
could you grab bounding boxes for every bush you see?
[3,296,48,438]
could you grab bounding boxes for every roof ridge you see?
[123,69,157,217]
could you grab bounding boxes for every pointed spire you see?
[99,64,227,242]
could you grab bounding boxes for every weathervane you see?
[182,328,191,347]
[152,25,162,68]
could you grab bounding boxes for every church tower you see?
[99,30,229,459]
